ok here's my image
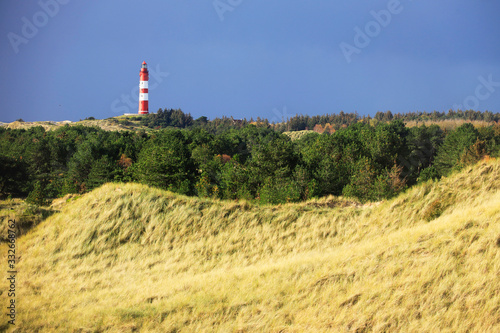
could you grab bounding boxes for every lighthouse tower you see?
[138,61,149,115]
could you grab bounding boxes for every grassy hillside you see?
[404,119,497,131]
[283,130,316,141]
[1,159,499,332]
[1,116,147,132]
[3,117,497,134]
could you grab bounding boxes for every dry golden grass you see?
[0,117,148,132]
[4,121,61,131]
[404,119,497,131]
[283,130,316,141]
[1,160,499,332]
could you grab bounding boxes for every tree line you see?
[134,108,499,134]
[1,112,499,205]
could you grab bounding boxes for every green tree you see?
[247,133,298,195]
[301,134,348,196]
[434,123,478,176]
[258,177,302,204]
[86,156,117,190]
[64,140,96,193]
[0,155,30,196]
[342,157,377,202]
[364,120,409,169]
[131,130,195,194]
[218,159,251,200]
[403,125,444,184]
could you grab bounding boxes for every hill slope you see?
[1,116,147,132]
[1,160,500,332]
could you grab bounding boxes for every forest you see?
[1,110,499,205]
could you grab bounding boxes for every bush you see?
[118,119,132,126]
[195,172,219,199]
[458,139,487,168]
[26,181,47,206]
[168,179,192,196]
[418,166,440,183]
[23,204,40,216]
[423,199,443,222]
[342,157,377,202]
[258,178,302,205]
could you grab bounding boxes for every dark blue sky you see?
[1,0,499,122]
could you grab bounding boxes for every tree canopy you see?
[1,111,499,204]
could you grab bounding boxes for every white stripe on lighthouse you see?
[140,81,148,89]
[139,93,148,101]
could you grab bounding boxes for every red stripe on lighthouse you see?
[139,61,149,115]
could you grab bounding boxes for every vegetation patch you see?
[0,159,498,331]
[423,199,444,221]
[0,199,57,241]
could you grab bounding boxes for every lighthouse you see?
[138,61,149,115]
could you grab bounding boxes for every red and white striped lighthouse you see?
[138,61,149,115]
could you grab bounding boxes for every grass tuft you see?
[423,199,443,221]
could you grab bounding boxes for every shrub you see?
[26,181,47,206]
[458,139,487,168]
[342,157,377,202]
[195,173,219,199]
[258,178,302,205]
[423,199,443,222]
[418,166,440,183]
[23,204,39,216]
